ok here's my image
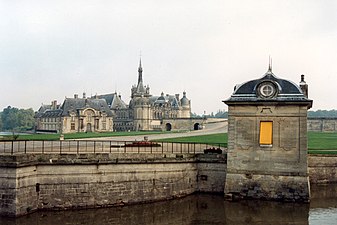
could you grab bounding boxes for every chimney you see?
[74,94,78,99]
[175,94,180,100]
[51,100,57,110]
[83,92,86,99]
[299,74,308,98]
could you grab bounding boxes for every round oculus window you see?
[258,82,277,98]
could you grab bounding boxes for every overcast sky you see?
[0,0,336,114]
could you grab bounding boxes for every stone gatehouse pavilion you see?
[224,64,313,202]
[35,60,203,133]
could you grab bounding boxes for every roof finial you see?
[268,56,272,72]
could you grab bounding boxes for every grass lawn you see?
[308,131,337,154]
[307,132,337,150]
[155,133,228,147]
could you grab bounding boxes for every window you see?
[259,121,273,146]
[95,119,99,129]
[257,81,277,98]
[260,84,274,97]
[71,123,75,131]
[80,119,84,129]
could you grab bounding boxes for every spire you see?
[136,57,146,93]
[138,58,143,72]
[268,56,272,73]
[138,57,143,84]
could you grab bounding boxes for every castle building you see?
[35,94,113,133]
[123,59,192,131]
[35,60,200,133]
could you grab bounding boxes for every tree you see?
[308,110,337,118]
[2,106,19,130]
[0,106,35,131]
[17,108,35,130]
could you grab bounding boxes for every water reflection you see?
[1,184,337,225]
[310,184,337,225]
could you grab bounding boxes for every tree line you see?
[193,109,337,119]
[0,106,35,132]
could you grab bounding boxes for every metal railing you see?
[0,140,226,155]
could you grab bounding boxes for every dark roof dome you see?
[157,92,165,101]
[234,71,301,95]
[224,68,312,108]
[180,91,190,106]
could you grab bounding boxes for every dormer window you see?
[257,81,277,98]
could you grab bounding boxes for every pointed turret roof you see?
[136,58,146,93]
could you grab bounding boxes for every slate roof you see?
[40,109,63,118]
[94,93,128,109]
[35,104,62,118]
[224,69,312,107]
[61,98,113,116]
[150,94,180,108]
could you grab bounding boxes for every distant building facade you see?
[35,95,113,133]
[35,60,201,133]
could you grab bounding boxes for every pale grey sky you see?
[0,0,336,114]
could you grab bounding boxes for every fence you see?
[0,140,226,155]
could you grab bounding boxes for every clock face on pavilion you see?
[257,82,278,98]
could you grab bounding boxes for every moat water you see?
[1,184,337,225]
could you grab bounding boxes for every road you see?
[88,120,228,142]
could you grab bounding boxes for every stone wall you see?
[0,153,226,217]
[225,105,310,202]
[0,166,17,216]
[162,118,204,131]
[197,154,227,192]
[308,118,337,132]
[308,155,337,184]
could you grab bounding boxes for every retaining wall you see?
[308,155,337,184]
[1,153,336,217]
[0,153,226,217]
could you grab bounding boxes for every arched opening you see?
[166,123,172,131]
[194,123,200,130]
[86,123,92,132]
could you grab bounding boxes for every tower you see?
[131,59,152,131]
[180,91,191,118]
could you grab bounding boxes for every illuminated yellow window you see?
[259,121,273,145]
